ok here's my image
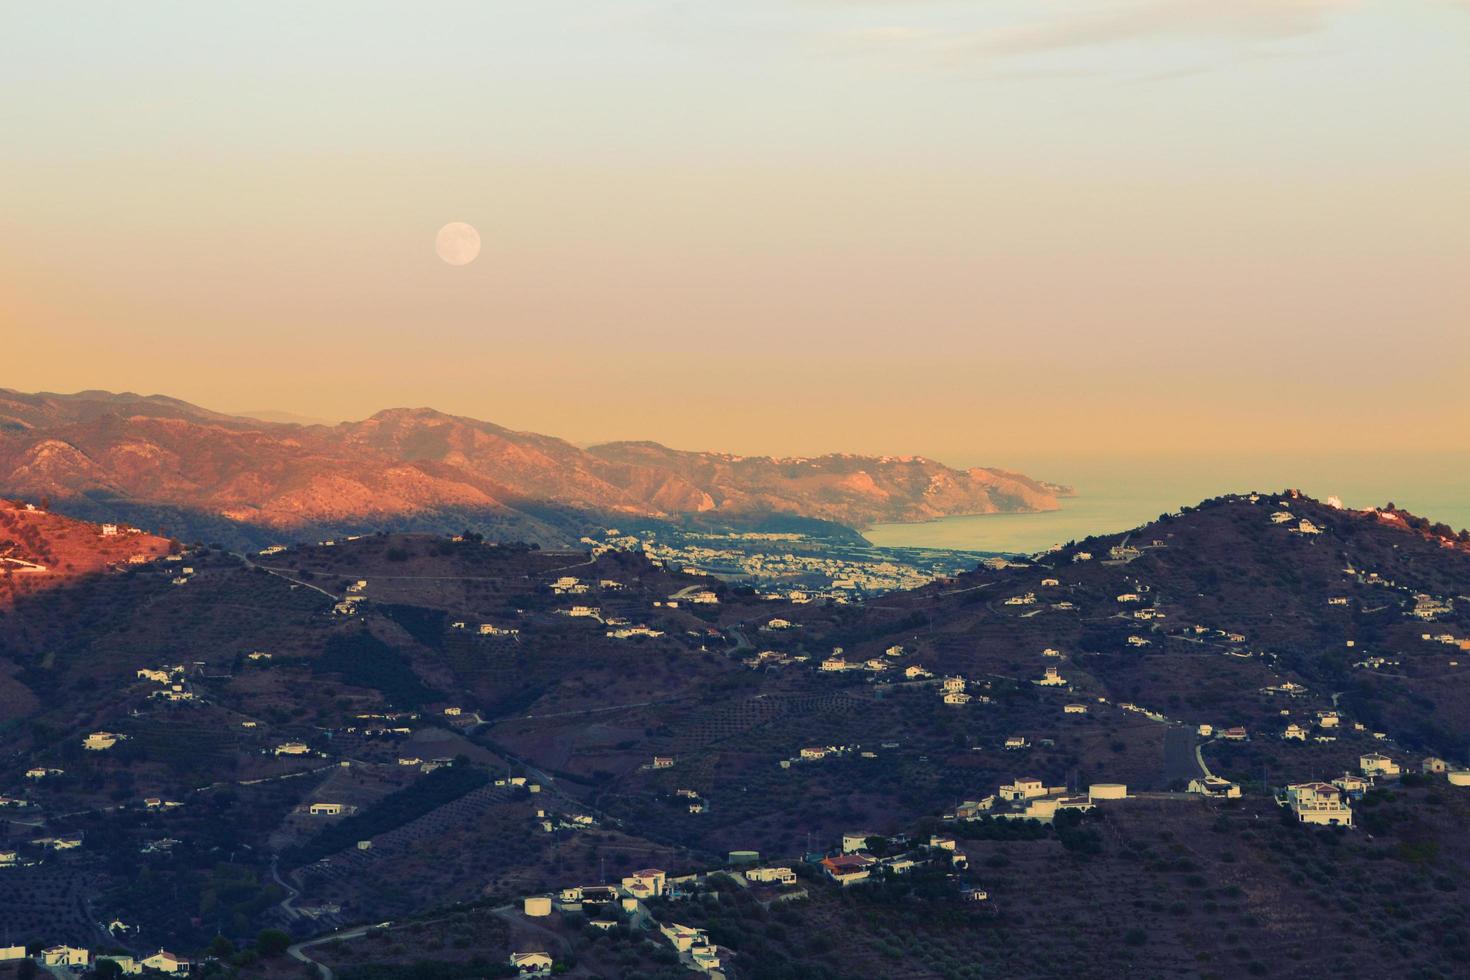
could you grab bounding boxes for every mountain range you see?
[0,388,1069,546]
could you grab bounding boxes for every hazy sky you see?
[3,1,1468,462]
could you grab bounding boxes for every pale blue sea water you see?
[864,452,1469,555]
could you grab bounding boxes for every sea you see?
[864,451,1469,555]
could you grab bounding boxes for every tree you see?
[94,960,123,979]
[256,928,292,958]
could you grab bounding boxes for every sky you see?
[3,1,1468,464]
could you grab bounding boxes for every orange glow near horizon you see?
[2,2,1468,461]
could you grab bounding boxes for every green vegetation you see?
[284,763,489,867]
[312,631,440,707]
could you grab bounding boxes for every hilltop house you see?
[274,742,310,756]
[309,803,347,816]
[999,777,1051,802]
[42,946,91,968]
[1188,776,1241,798]
[821,853,876,886]
[509,951,554,975]
[745,866,797,886]
[942,676,966,693]
[943,691,972,705]
[905,665,933,679]
[1285,782,1353,827]
[1004,736,1029,750]
[652,756,675,769]
[84,731,125,751]
[621,868,666,899]
[1283,724,1307,741]
[1422,756,1449,774]
[1332,773,1371,798]
[1360,753,1400,777]
[1064,703,1088,714]
[994,776,1094,822]
[1036,665,1066,687]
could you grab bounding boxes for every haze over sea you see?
[864,452,1470,556]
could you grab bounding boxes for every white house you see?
[821,853,875,886]
[999,776,1050,802]
[943,691,972,705]
[84,731,125,751]
[1188,776,1241,798]
[1036,665,1066,687]
[141,949,191,974]
[621,868,666,899]
[274,742,310,756]
[1285,782,1353,827]
[1283,724,1307,741]
[309,803,346,816]
[745,866,797,886]
[43,946,91,967]
[1360,753,1400,777]
[1064,703,1088,715]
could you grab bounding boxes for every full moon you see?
[435,222,481,266]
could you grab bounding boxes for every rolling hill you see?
[0,489,1466,978]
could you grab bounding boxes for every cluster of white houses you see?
[1280,752,1470,827]
[0,945,189,975]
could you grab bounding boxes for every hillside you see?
[588,441,1067,525]
[0,490,1466,978]
[0,388,1069,549]
[0,499,174,608]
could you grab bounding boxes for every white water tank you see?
[1448,771,1470,787]
[1089,783,1127,801]
[524,895,552,917]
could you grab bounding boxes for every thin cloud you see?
[832,0,1360,66]
[956,0,1357,58]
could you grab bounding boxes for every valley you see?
[0,490,1467,978]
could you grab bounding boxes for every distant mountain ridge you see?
[0,387,1070,544]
